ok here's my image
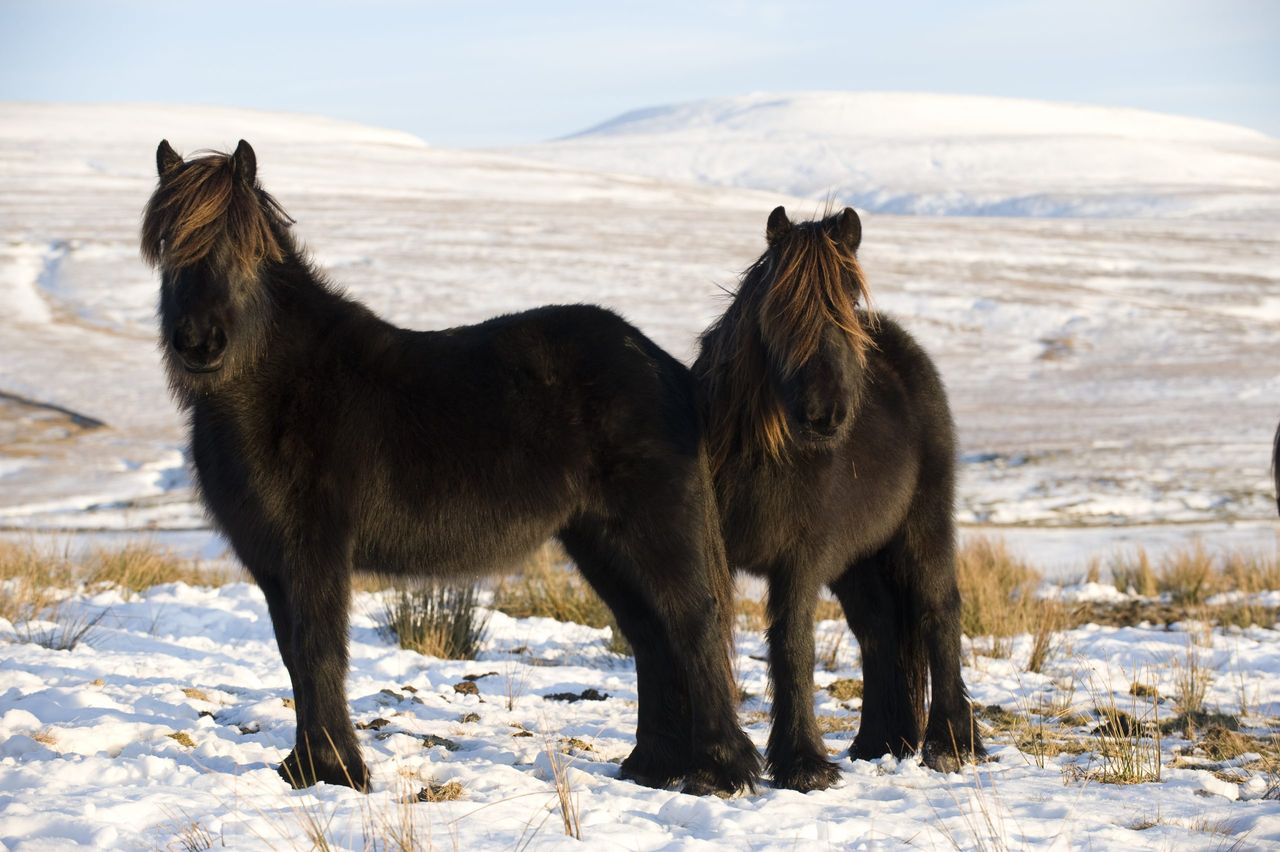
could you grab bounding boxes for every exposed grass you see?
[1171,640,1213,720]
[492,543,630,655]
[85,542,230,593]
[1026,600,1067,674]
[956,536,1043,653]
[734,595,844,632]
[1110,542,1280,604]
[1087,678,1163,784]
[543,737,581,839]
[15,602,107,650]
[0,539,72,625]
[379,581,490,660]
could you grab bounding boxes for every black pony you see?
[141,140,759,795]
[694,206,985,791]
[1274,421,1280,514]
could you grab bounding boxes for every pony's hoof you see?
[278,748,369,791]
[619,744,684,790]
[921,737,988,774]
[771,754,841,793]
[686,737,761,796]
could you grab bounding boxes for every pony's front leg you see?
[277,549,367,790]
[765,570,842,792]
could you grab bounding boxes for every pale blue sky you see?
[2,0,1276,145]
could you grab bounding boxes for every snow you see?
[2,102,1277,549]
[0,98,1278,848]
[521,91,1280,220]
[0,580,1277,849]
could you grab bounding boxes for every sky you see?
[1,0,1277,147]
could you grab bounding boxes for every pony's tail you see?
[898,587,930,750]
[1273,419,1280,516]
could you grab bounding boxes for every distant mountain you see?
[521,92,1280,219]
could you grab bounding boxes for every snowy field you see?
[1,575,1278,850]
[2,100,1278,562]
[0,96,1278,849]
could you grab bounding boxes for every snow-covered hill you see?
[522,92,1280,219]
[1,102,1277,546]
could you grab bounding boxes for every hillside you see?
[0,102,1276,549]
[522,92,1280,219]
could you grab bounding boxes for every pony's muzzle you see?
[799,400,848,440]
[173,320,227,372]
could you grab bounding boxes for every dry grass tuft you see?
[166,731,196,748]
[0,540,72,625]
[826,678,863,701]
[492,542,630,655]
[543,737,581,839]
[1171,640,1213,719]
[416,779,465,802]
[1087,678,1163,784]
[85,542,228,593]
[1110,542,1280,605]
[956,536,1043,651]
[379,581,490,660]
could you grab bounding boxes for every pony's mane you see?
[141,150,293,277]
[699,214,875,470]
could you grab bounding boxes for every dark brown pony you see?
[141,140,760,795]
[694,206,985,791]
[1274,421,1280,514]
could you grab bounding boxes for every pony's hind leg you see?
[561,524,689,788]
[275,544,368,790]
[561,515,759,796]
[830,553,925,762]
[764,568,843,792]
[904,525,987,772]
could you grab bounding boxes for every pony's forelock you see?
[141,148,293,278]
[700,212,875,470]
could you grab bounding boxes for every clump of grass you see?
[1110,543,1280,604]
[379,581,490,660]
[826,678,863,701]
[85,542,226,593]
[165,812,218,852]
[167,731,196,748]
[494,544,610,626]
[1172,640,1213,719]
[1026,600,1067,673]
[416,779,464,802]
[16,602,107,650]
[956,536,1042,651]
[493,543,631,655]
[0,540,72,625]
[543,737,581,839]
[1109,548,1158,597]
[1088,678,1162,784]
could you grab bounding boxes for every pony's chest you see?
[719,463,835,569]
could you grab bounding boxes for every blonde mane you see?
[141,149,292,277]
[699,217,875,471]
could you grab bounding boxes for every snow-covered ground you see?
[0,578,1277,850]
[1,101,1277,564]
[523,91,1280,219]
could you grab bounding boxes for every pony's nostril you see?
[173,324,197,353]
[206,325,227,358]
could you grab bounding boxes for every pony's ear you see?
[766,206,791,244]
[231,139,257,185]
[835,207,862,252]
[156,140,182,178]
